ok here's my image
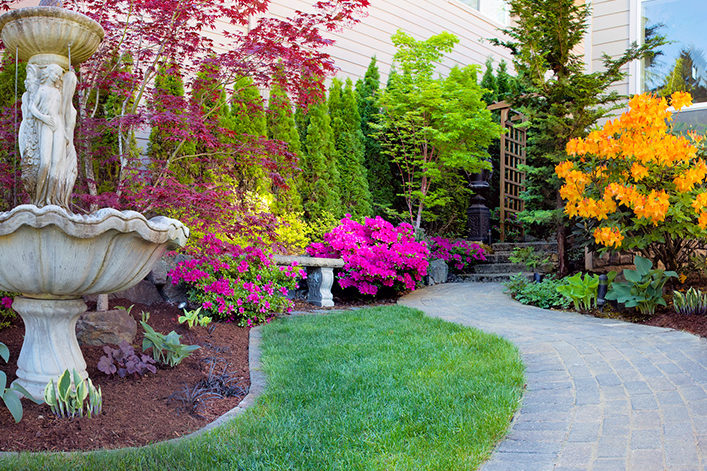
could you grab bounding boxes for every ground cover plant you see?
[5,305,524,470]
[504,274,571,310]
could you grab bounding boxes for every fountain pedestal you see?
[13,298,88,399]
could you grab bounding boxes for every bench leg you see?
[307,267,335,307]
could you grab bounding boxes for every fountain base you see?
[12,297,88,400]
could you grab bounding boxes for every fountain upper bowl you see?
[0,6,104,67]
[0,205,189,299]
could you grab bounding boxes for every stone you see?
[307,267,335,307]
[147,253,189,286]
[160,281,189,305]
[427,259,448,285]
[272,254,344,268]
[76,308,137,347]
[111,280,164,305]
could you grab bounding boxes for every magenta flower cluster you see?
[0,296,11,311]
[169,234,306,326]
[308,216,430,296]
[430,237,486,273]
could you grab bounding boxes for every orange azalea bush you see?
[556,91,706,270]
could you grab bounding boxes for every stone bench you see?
[272,255,344,307]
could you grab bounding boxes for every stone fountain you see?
[0,1,189,400]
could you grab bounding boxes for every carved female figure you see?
[29,63,65,207]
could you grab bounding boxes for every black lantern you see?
[467,163,492,244]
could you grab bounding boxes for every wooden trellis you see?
[488,101,527,241]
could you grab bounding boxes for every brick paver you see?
[399,282,707,471]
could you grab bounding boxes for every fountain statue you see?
[0,1,189,400]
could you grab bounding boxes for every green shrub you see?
[504,274,571,309]
[0,341,38,423]
[605,255,676,316]
[672,287,707,315]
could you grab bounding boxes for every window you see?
[641,0,707,104]
[456,0,509,25]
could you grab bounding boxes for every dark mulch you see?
[642,310,707,338]
[0,298,249,452]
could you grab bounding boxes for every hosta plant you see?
[44,369,102,419]
[0,342,39,423]
[141,317,200,367]
[556,272,616,312]
[672,287,707,315]
[605,256,677,315]
[97,341,157,378]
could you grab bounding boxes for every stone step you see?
[491,241,558,254]
[456,272,532,283]
[473,263,527,274]
[482,253,512,264]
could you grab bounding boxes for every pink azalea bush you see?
[169,234,306,326]
[0,292,15,330]
[430,237,486,273]
[308,216,430,296]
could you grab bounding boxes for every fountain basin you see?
[0,6,104,68]
[0,204,188,298]
[0,205,188,400]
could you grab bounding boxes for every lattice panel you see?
[499,109,526,241]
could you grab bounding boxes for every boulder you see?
[159,280,189,305]
[427,259,449,285]
[76,309,137,346]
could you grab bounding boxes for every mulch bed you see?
[0,298,250,452]
[642,310,707,338]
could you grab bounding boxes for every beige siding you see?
[265,0,514,81]
[591,0,632,96]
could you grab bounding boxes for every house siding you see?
[264,0,515,81]
[591,0,632,96]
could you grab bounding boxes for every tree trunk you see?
[556,193,568,276]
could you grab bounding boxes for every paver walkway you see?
[399,282,707,471]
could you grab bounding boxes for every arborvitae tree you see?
[267,81,303,214]
[294,105,309,153]
[300,100,342,222]
[329,78,372,219]
[496,61,514,101]
[480,58,498,105]
[230,76,269,193]
[355,57,395,216]
[491,0,665,273]
[147,61,197,185]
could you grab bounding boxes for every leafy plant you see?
[43,369,102,419]
[673,287,707,315]
[508,246,551,272]
[0,342,39,423]
[178,307,212,329]
[97,340,157,378]
[504,275,571,309]
[141,320,200,367]
[605,256,677,315]
[556,272,616,312]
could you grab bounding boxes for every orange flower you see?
[699,211,707,229]
[593,226,624,248]
[630,162,649,181]
[671,91,693,111]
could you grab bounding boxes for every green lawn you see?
[7,305,524,471]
